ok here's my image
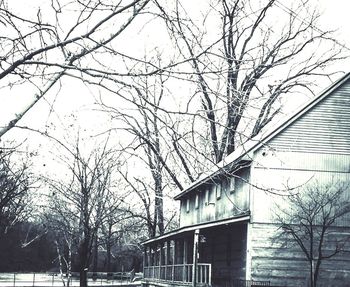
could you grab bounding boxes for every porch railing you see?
[144,263,211,285]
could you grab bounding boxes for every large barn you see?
[141,73,350,287]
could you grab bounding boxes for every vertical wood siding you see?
[248,80,350,286]
[251,150,350,226]
[249,223,350,287]
[200,224,247,284]
[268,80,350,154]
[179,168,250,227]
[251,167,350,225]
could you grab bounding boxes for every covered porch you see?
[142,215,250,287]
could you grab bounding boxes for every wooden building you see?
[142,73,350,287]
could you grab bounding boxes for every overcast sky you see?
[1,0,350,161]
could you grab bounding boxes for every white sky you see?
[1,0,349,124]
[1,0,350,179]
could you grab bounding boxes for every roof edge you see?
[141,212,250,245]
[173,157,252,200]
[173,72,350,200]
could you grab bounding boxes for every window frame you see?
[186,198,190,213]
[216,183,221,199]
[229,177,236,194]
[205,189,209,205]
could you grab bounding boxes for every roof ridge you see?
[174,72,350,199]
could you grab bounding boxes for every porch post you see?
[159,242,163,266]
[172,240,176,281]
[246,223,252,281]
[143,246,147,268]
[159,242,164,280]
[192,229,200,287]
[166,241,171,264]
[183,238,188,282]
[147,246,151,266]
[150,245,154,266]
[183,238,188,264]
[150,245,154,279]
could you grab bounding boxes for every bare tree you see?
[0,145,32,235]
[277,181,350,287]
[93,1,347,232]
[43,136,122,287]
[94,188,130,274]
[155,0,345,163]
[100,212,122,273]
[100,71,185,237]
[99,212,148,273]
[0,0,153,138]
[117,168,178,239]
[44,203,75,287]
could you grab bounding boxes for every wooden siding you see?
[248,223,350,287]
[200,224,247,285]
[253,150,350,173]
[179,168,250,227]
[251,168,350,224]
[247,80,350,286]
[267,79,350,154]
[250,149,350,225]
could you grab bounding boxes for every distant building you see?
[141,73,350,287]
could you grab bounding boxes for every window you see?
[222,177,228,191]
[195,194,199,209]
[186,198,190,212]
[229,177,235,194]
[216,184,221,199]
[205,189,209,205]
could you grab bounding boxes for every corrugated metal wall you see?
[268,80,350,154]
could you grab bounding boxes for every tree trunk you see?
[78,236,91,287]
[154,151,164,235]
[106,222,112,273]
[155,185,164,235]
[80,269,88,287]
[67,239,72,287]
[92,233,98,278]
[106,241,111,273]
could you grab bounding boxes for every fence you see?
[144,263,211,285]
[0,272,139,287]
[230,279,270,287]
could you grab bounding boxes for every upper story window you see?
[186,198,190,213]
[216,184,221,199]
[229,177,236,194]
[195,194,199,209]
[205,189,209,205]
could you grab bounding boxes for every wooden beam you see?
[246,223,252,280]
[150,245,154,266]
[183,238,188,282]
[183,238,188,264]
[160,242,164,266]
[143,246,147,268]
[192,229,200,287]
[166,241,171,265]
[172,240,175,281]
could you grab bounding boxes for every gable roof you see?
[174,72,350,200]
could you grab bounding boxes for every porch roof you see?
[142,212,250,245]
